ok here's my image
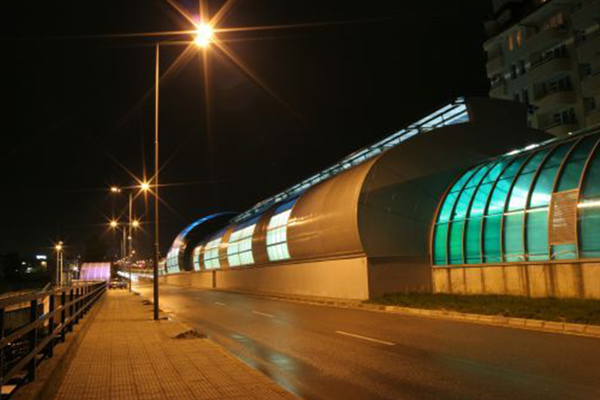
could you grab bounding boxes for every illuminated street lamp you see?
[149,25,215,320]
[55,241,64,286]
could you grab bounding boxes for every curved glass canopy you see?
[433,132,600,266]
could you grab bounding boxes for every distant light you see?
[110,220,118,228]
[140,182,150,191]
[132,220,140,228]
[194,23,213,47]
[524,143,539,151]
[55,243,63,251]
[36,255,47,260]
[110,186,121,193]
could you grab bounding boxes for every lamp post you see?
[150,23,214,321]
[55,242,63,286]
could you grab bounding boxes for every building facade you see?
[484,0,600,135]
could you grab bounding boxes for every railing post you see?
[76,287,81,322]
[68,289,74,332]
[61,290,66,342]
[28,299,38,382]
[1,307,5,384]
[47,293,55,358]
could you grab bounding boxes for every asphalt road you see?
[134,283,600,400]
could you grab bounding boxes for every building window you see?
[516,30,523,48]
[227,223,257,266]
[508,34,514,51]
[580,63,592,78]
[514,93,521,103]
[584,97,597,114]
[203,237,222,269]
[522,89,530,105]
[518,60,526,75]
[553,108,576,126]
[510,64,517,80]
[266,198,298,262]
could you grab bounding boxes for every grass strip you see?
[367,292,600,325]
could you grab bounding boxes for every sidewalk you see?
[55,291,297,400]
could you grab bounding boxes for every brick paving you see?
[55,291,297,400]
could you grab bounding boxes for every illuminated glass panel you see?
[227,223,257,267]
[266,198,298,262]
[203,237,222,269]
[556,135,599,192]
[166,247,179,273]
[579,138,600,258]
[193,245,202,271]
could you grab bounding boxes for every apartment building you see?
[484,0,600,136]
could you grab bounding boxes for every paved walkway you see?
[55,291,296,400]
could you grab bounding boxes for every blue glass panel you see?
[465,217,483,264]
[448,221,465,264]
[483,215,502,263]
[556,134,599,192]
[526,209,549,261]
[504,213,525,262]
[433,223,449,265]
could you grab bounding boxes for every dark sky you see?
[0,0,492,258]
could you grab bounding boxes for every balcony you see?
[527,56,572,82]
[525,27,569,52]
[571,0,600,28]
[576,32,600,61]
[486,54,504,76]
[545,121,580,137]
[533,89,577,112]
[582,72,600,97]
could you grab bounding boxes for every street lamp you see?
[55,241,64,286]
[150,27,215,320]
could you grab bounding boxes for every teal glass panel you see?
[483,159,510,184]
[580,208,600,258]
[433,223,448,265]
[529,143,573,208]
[453,188,475,220]
[483,215,502,263]
[471,183,493,217]
[486,155,528,216]
[526,209,549,261]
[552,244,577,260]
[507,150,549,211]
[437,192,458,223]
[556,134,599,192]
[465,217,483,264]
[581,143,600,199]
[504,213,525,262]
[448,221,465,264]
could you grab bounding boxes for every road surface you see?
[134,283,600,400]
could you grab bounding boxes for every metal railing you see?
[0,282,106,395]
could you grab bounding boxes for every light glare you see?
[194,23,213,47]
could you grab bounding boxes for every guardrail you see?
[0,281,106,396]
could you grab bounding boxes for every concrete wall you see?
[432,261,600,299]
[160,256,370,300]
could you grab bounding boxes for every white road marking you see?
[335,331,395,346]
[252,310,275,318]
[215,302,227,306]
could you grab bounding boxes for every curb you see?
[215,289,600,340]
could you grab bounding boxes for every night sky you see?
[1,0,492,258]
